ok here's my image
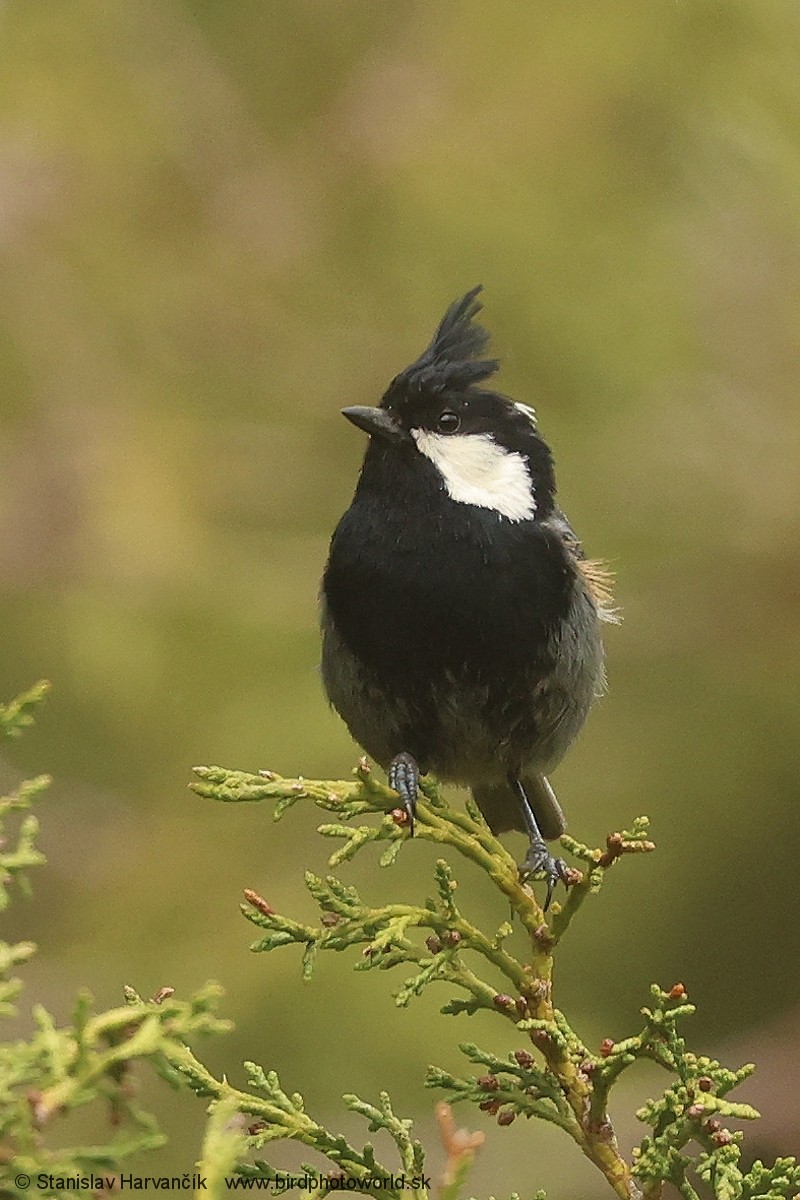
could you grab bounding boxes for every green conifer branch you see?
[2,684,797,1200]
[153,1040,428,1197]
[192,762,661,1199]
[0,775,49,911]
[197,1096,249,1196]
[0,681,51,742]
[191,761,798,1200]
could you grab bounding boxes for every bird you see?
[320,286,616,907]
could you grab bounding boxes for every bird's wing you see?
[548,508,620,624]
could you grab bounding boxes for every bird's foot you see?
[388,751,420,835]
[519,838,569,912]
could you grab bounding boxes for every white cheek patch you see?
[411,430,536,522]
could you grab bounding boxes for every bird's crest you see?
[385,285,501,403]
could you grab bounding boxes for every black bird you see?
[320,287,616,906]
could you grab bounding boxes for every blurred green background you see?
[1,1,799,1193]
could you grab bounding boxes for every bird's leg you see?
[510,775,568,911]
[388,751,420,835]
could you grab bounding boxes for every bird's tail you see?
[472,775,566,841]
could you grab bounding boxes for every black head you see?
[342,287,557,523]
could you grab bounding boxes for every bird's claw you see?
[388,751,419,835]
[519,840,569,911]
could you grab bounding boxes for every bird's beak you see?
[341,405,406,442]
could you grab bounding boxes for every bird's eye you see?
[437,409,461,434]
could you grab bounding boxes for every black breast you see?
[322,443,574,720]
